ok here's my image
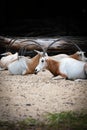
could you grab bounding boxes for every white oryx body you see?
[8,56,30,75]
[59,58,87,79]
[34,56,87,80]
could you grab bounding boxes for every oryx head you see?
[34,55,48,74]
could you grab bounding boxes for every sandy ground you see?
[0,70,87,122]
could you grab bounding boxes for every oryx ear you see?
[34,50,48,56]
[1,52,12,56]
[44,52,48,56]
[15,52,18,57]
[45,55,49,60]
[83,51,86,53]
[34,50,42,54]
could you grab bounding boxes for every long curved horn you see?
[45,37,69,52]
[45,37,82,52]
[65,39,82,51]
[6,38,18,51]
[20,39,45,51]
[18,39,45,56]
[73,43,82,51]
[1,52,12,56]
[45,38,64,51]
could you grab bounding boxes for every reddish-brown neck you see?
[46,58,60,76]
[70,53,79,60]
[27,54,41,73]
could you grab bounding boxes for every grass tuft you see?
[45,111,87,130]
[0,111,87,130]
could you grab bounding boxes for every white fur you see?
[7,51,47,75]
[51,54,70,61]
[59,58,86,80]
[8,57,29,75]
[51,51,87,61]
[0,52,18,70]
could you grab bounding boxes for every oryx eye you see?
[79,54,82,56]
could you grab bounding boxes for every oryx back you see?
[59,58,87,80]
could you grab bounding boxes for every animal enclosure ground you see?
[0,70,87,122]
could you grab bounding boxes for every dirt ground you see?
[0,70,87,122]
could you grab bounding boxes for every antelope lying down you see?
[34,55,87,80]
[7,51,47,75]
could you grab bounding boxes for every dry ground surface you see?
[0,70,87,122]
